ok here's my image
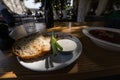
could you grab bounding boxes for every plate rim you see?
[82,27,120,47]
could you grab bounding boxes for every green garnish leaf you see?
[51,32,63,56]
[56,42,63,51]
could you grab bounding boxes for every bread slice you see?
[12,33,51,60]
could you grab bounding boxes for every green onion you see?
[51,32,63,56]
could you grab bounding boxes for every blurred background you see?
[0,0,120,23]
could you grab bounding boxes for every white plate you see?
[17,32,82,71]
[82,27,120,51]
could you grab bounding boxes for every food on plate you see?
[89,30,120,44]
[13,33,51,60]
[13,32,64,60]
[57,39,77,54]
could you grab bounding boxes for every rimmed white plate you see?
[17,32,82,71]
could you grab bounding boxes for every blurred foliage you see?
[40,0,72,10]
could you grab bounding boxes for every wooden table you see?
[0,21,120,80]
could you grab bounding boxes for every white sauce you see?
[57,39,77,52]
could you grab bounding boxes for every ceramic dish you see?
[82,27,120,52]
[57,39,77,54]
[17,32,82,71]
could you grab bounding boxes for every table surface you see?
[0,21,120,80]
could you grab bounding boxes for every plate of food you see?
[82,27,120,52]
[12,32,82,71]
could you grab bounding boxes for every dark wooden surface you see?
[0,21,120,80]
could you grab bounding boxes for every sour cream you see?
[57,39,77,52]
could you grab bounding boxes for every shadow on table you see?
[86,74,120,80]
[80,35,120,66]
[0,48,77,79]
[78,35,120,80]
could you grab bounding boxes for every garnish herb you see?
[51,32,63,56]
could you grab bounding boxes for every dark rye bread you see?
[12,32,51,60]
